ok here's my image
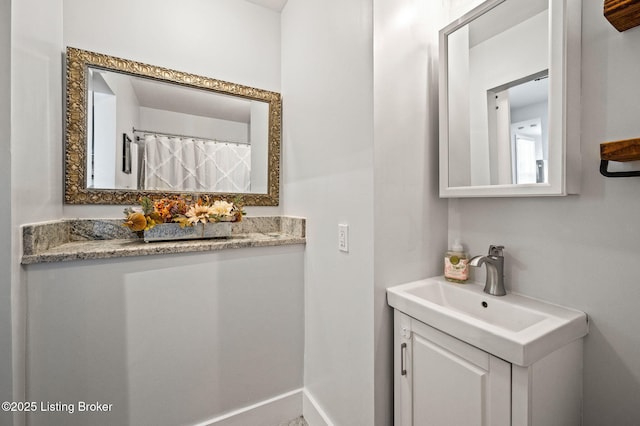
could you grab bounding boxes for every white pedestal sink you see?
[387,276,588,367]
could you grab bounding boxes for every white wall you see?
[25,246,304,426]
[449,1,640,424]
[63,0,280,92]
[137,107,253,192]
[1,1,13,424]
[10,0,64,424]
[138,108,249,144]
[372,0,449,424]
[281,0,375,424]
[63,0,282,218]
[11,0,63,226]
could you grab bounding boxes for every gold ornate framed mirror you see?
[65,47,281,205]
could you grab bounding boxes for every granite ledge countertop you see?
[22,216,306,264]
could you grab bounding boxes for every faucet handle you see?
[488,245,505,256]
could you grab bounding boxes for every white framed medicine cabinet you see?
[439,0,582,198]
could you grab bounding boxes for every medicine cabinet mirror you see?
[65,47,281,205]
[439,0,581,197]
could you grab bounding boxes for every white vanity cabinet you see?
[394,310,584,426]
[395,310,510,425]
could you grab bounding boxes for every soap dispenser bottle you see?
[444,239,469,283]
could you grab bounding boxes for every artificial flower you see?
[210,200,234,217]
[185,204,216,224]
[123,212,147,231]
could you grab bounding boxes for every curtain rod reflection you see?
[132,127,250,146]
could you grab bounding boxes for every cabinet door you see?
[395,312,511,426]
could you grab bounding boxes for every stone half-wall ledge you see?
[21,216,306,264]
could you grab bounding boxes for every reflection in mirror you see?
[487,72,548,185]
[87,68,269,194]
[444,0,549,188]
[65,47,281,205]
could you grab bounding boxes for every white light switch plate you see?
[338,224,349,252]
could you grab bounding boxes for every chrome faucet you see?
[469,245,506,296]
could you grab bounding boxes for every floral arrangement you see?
[123,196,244,232]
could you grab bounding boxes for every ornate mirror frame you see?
[64,47,281,205]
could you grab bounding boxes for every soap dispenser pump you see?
[444,239,469,283]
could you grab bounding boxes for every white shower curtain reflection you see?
[210,143,251,192]
[142,134,251,192]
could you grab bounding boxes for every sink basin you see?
[387,277,588,366]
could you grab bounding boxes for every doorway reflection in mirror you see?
[487,73,548,185]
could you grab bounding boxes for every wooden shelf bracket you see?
[600,138,640,177]
[604,0,640,32]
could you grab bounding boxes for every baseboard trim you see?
[302,389,334,426]
[193,388,303,426]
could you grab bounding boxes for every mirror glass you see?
[446,0,548,188]
[87,68,270,194]
[65,47,281,205]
